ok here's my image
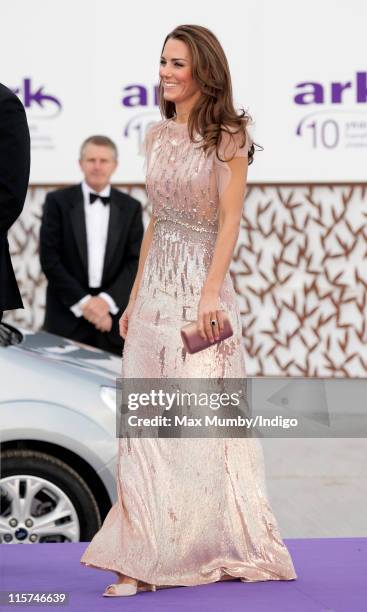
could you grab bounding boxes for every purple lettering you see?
[122,85,148,107]
[331,81,352,103]
[357,72,367,103]
[294,82,324,105]
[295,72,367,105]
[22,78,61,110]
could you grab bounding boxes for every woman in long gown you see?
[80,24,298,596]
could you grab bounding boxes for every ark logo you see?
[294,72,367,149]
[12,78,62,117]
[121,84,159,108]
[294,71,367,105]
[120,84,160,148]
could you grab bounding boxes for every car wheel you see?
[0,449,102,543]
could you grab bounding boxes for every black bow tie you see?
[89,192,110,205]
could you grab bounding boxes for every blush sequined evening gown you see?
[80,119,298,587]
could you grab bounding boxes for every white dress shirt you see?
[70,181,119,317]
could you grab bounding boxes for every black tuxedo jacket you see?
[39,184,143,343]
[0,83,30,311]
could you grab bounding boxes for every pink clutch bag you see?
[180,313,233,354]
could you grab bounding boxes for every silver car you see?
[0,321,120,544]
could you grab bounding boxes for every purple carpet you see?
[1,539,366,611]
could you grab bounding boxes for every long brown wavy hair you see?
[159,24,260,164]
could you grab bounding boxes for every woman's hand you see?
[119,298,136,339]
[197,290,225,342]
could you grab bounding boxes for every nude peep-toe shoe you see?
[103,581,157,597]
[103,583,137,597]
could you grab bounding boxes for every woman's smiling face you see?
[159,38,201,108]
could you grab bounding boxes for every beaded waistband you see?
[153,215,218,235]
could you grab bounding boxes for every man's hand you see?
[82,296,109,325]
[95,313,113,333]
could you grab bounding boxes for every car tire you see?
[1,449,102,542]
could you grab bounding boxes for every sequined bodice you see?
[139,118,251,306]
[146,119,219,234]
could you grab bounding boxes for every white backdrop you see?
[2,0,366,184]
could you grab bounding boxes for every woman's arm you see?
[119,216,155,339]
[128,216,155,302]
[198,156,248,341]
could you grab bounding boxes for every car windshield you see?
[0,323,23,347]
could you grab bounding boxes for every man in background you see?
[40,135,143,355]
[0,83,30,322]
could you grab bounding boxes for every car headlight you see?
[100,386,117,412]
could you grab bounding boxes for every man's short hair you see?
[80,135,118,160]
